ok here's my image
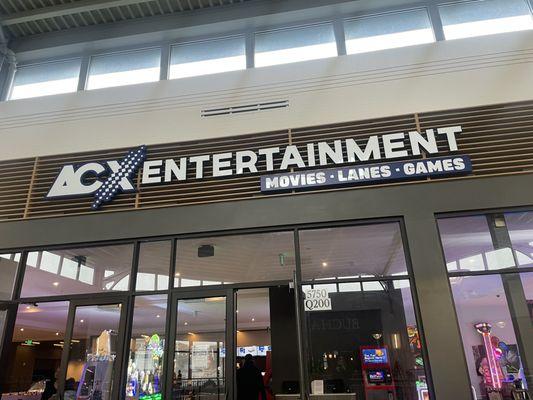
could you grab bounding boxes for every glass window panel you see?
[344,9,434,55]
[174,231,295,288]
[0,253,20,300]
[255,23,337,67]
[126,295,167,399]
[21,244,134,298]
[169,36,246,79]
[438,216,498,272]
[173,296,226,399]
[87,48,161,90]
[136,241,171,291]
[450,274,531,396]
[66,304,123,400]
[0,302,69,396]
[304,279,430,397]
[10,59,81,100]
[236,287,300,397]
[300,223,408,281]
[505,211,533,268]
[439,0,533,40]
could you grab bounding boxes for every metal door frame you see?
[57,294,130,400]
[166,288,235,400]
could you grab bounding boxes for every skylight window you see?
[255,23,337,67]
[86,48,161,90]
[169,36,246,79]
[344,9,435,55]
[9,59,81,100]
[439,0,533,40]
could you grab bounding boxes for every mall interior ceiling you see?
[0,0,427,60]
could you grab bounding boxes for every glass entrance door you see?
[60,298,128,400]
[169,293,227,400]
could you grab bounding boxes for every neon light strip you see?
[481,332,501,389]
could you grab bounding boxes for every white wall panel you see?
[0,30,532,161]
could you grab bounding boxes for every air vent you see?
[201,100,289,117]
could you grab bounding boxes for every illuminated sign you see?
[46,126,468,209]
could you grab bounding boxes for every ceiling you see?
[0,0,253,39]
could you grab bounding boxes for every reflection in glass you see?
[450,274,531,398]
[21,244,134,298]
[506,212,533,268]
[0,253,20,300]
[303,279,428,398]
[173,297,226,399]
[136,241,172,291]
[255,24,337,67]
[126,295,167,399]
[175,231,295,288]
[66,304,122,400]
[438,216,503,272]
[299,223,408,280]
[0,302,69,399]
[344,9,434,55]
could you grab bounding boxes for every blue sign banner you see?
[260,155,472,193]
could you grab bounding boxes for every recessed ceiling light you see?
[156,315,161,318]
[251,317,255,322]
[80,320,84,323]
[53,282,59,286]
[322,262,328,267]
[184,322,188,326]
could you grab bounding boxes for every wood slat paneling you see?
[0,100,531,222]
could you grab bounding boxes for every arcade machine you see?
[360,346,396,400]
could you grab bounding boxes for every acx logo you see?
[46,146,147,209]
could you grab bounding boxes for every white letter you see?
[258,147,280,171]
[281,146,305,170]
[318,140,344,165]
[437,126,462,151]
[408,129,438,156]
[189,155,210,178]
[142,160,163,184]
[236,151,258,174]
[346,136,381,162]
[164,158,187,182]
[307,143,316,167]
[213,153,233,177]
[47,163,105,198]
[383,133,408,159]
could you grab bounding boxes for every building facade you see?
[0,1,532,400]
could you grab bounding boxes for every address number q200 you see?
[304,289,332,311]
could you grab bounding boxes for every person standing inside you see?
[237,354,267,400]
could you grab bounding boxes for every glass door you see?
[60,297,128,400]
[168,291,229,400]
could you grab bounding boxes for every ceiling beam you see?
[0,0,159,26]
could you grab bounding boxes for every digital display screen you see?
[367,370,385,383]
[362,348,388,365]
